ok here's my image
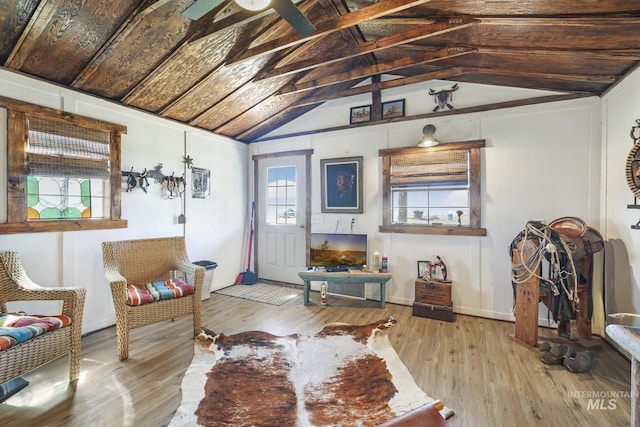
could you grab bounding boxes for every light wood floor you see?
[2,289,632,427]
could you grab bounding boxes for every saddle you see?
[510,217,604,340]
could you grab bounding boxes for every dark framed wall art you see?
[350,105,371,124]
[382,99,405,119]
[417,260,430,279]
[320,156,363,213]
[191,167,210,199]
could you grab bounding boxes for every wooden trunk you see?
[412,302,456,322]
[413,279,455,322]
[414,279,452,306]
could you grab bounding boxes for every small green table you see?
[297,269,392,308]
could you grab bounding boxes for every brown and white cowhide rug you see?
[169,317,453,426]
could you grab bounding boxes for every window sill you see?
[379,224,487,236]
[0,219,128,235]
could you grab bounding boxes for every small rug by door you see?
[169,318,453,426]
[214,282,302,306]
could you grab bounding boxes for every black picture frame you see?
[382,99,405,119]
[417,260,431,279]
[191,167,210,199]
[320,156,363,213]
[350,105,371,124]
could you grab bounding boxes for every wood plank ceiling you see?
[0,0,638,143]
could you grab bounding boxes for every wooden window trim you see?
[1,96,127,234]
[378,140,487,237]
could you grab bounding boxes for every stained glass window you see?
[25,116,110,220]
[26,176,106,219]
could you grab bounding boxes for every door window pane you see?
[266,166,296,225]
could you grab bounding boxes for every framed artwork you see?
[417,260,431,279]
[191,167,210,199]
[350,105,371,124]
[320,156,363,213]
[382,99,405,119]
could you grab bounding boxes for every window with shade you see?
[379,140,486,236]
[1,96,127,234]
[27,117,111,220]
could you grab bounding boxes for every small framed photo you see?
[350,105,371,124]
[382,99,405,119]
[320,156,363,213]
[191,167,210,199]
[417,260,431,279]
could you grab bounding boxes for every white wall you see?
[4,65,636,339]
[0,70,248,334]
[251,81,605,333]
[601,67,640,331]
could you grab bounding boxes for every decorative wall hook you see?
[183,155,194,169]
[121,164,165,193]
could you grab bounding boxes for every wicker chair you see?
[101,236,204,361]
[0,250,86,385]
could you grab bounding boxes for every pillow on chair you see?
[126,278,194,306]
[0,314,72,350]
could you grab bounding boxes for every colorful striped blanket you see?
[0,314,72,351]
[126,278,194,306]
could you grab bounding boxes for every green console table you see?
[297,269,392,308]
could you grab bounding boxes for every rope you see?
[510,222,579,303]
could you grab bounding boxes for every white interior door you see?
[256,155,307,284]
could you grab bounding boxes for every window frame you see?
[1,95,127,234]
[379,140,487,236]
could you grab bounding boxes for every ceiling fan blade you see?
[271,0,315,37]
[182,0,226,20]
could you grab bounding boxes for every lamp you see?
[235,0,270,11]
[417,124,440,147]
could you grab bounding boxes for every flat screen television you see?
[309,233,367,270]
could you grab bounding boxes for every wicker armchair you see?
[0,251,86,385]
[101,237,204,361]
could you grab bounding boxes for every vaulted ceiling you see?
[1,0,639,143]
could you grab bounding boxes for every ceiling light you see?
[235,0,270,11]
[417,124,440,147]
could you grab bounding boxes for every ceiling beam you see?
[290,69,466,107]
[278,47,475,94]
[72,0,179,88]
[288,65,608,107]
[5,0,58,69]
[257,18,475,80]
[227,0,433,64]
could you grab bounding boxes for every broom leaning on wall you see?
[235,201,257,285]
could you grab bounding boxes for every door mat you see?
[214,283,302,306]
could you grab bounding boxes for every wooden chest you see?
[412,302,456,322]
[413,279,455,322]
[414,279,452,306]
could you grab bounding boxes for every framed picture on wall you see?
[191,167,210,199]
[382,99,405,119]
[350,105,371,124]
[320,156,363,213]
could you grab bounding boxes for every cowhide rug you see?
[169,317,453,426]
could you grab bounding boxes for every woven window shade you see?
[390,150,469,187]
[27,116,110,179]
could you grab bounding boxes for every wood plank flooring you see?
[1,289,632,427]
